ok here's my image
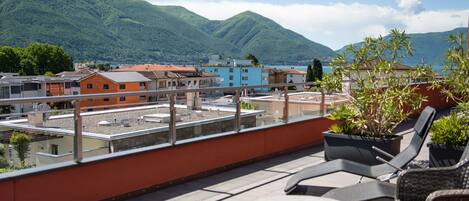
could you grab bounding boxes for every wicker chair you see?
[426,189,469,201]
[396,145,469,201]
[320,142,468,201]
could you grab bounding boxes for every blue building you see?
[197,55,269,92]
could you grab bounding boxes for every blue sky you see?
[148,0,469,49]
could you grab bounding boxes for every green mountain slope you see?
[208,11,336,64]
[336,28,468,67]
[0,0,334,64]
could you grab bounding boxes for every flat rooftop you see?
[248,92,350,105]
[125,109,450,201]
[0,105,263,140]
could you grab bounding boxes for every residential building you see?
[0,74,46,115]
[114,64,221,101]
[266,68,307,90]
[79,72,151,110]
[342,61,415,94]
[284,68,307,90]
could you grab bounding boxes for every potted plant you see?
[428,34,469,167]
[428,105,468,167]
[320,29,434,165]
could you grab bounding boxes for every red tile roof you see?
[114,64,196,73]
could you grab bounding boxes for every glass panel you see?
[176,89,235,141]
[241,87,284,129]
[0,102,75,173]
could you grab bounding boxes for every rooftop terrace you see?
[125,110,447,201]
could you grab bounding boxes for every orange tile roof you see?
[282,69,307,75]
[114,64,196,73]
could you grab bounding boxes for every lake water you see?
[270,65,445,74]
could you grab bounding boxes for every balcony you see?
[0,82,454,201]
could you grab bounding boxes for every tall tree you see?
[24,43,73,74]
[312,59,323,82]
[246,53,259,66]
[0,46,21,73]
[10,132,31,167]
[306,64,313,82]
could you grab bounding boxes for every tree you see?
[0,46,21,73]
[329,29,434,136]
[306,64,313,82]
[246,53,259,66]
[44,71,55,77]
[24,43,73,74]
[312,59,323,82]
[10,132,31,167]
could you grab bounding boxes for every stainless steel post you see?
[169,94,177,145]
[320,89,326,116]
[73,100,83,162]
[235,89,241,132]
[283,86,289,123]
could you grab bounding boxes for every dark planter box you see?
[323,131,403,165]
[427,142,465,167]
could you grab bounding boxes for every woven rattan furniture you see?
[319,142,469,201]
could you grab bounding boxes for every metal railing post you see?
[234,89,241,132]
[283,86,289,123]
[73,100,83,163]
[169,94,177,145]
[320,89,326,116]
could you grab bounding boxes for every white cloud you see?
[148,0,468,50]
[397,0,423,14]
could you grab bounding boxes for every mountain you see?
[206,11,336,64]
[336,28,468,67]
[0,0,334,64]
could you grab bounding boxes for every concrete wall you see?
[0,117,333,201]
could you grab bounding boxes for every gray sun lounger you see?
[321,142,469,201]
[284,106,436,193]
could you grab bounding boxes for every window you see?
[103,84,109,90]
[229,75,233,80]
[72,91,79,95]
[65,82,71,89]
[71,82,79,87]
[242,76,248,80]
[119,96,126,101]
[139,82,145,87]
[242,68,249,73]
[86,84,93,89]
[50,144,58,155]
[139,95,146,101]
[194,80,197,85]
[10,86,21,94]
[103,98,109,102]
[119,84,126,89]
[214,69,218,73]
[229,68,234,73]
[23,83,38,91]
[229,82,233,86]
[188,81,192,86]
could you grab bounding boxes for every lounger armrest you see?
[376,156,403,171]
[372,146,395,159]
[426,189,469,201]
[397,167,459,201]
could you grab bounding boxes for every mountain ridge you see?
[336,27,468,66]
[0,0,335,64]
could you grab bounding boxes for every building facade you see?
[79,72,151,110]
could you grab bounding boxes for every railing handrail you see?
[0,82,315,105]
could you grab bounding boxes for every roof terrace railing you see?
[0,82,329,165]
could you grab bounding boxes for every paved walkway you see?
[127,109,449,201]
